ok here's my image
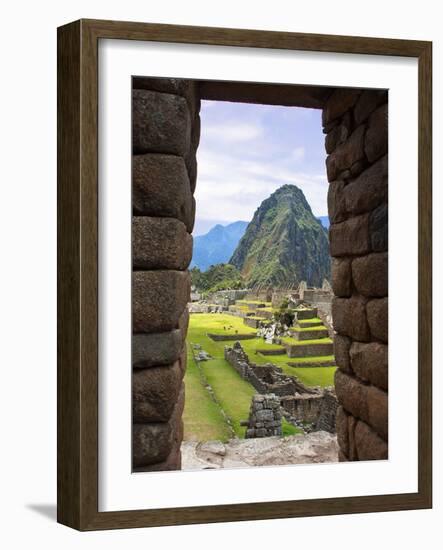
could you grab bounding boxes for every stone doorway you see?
[132,77,388,470]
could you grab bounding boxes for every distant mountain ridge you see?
[230,185,331,287]
[191,221,249,271]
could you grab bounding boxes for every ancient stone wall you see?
[132,78,200,471]
[244,394,283,438]
[324,88,389,461]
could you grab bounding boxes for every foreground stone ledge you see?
[133,216,193,271]
[354,420,388,460]
[350,341,388,391]
[133,387,184,467]
[331,257,352,297]
[132,329,185,368]
[329,214,370,257]
[133,154,195,232]
[132,89,191,156]
[332,296,370,342]
[133,360,183,423]
[366,297,388,343]
[352,252,388,298]
[133,270,190,333]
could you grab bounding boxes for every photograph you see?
[131,77,389,472]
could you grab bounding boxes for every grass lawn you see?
[193,313,257,337]
[287,366,336,387]
[297,317,322,324]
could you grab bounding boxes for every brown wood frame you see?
[57,18,432,531]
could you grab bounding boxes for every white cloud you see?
[204,121,264,142]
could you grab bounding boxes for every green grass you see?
[288,366,336,387]
[282,418,302,436]
[200,359,255,437]
[193,313,257,337]
[183,351,232,442]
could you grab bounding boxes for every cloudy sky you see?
[194,100,328,236]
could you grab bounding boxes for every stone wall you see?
[324,88,389,461]
[244,394,282,438]
[132,78,200,471]
[225,342,314,397]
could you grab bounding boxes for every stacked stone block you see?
[132,78,200,471]
[324,88,389,461]
[245,394,282,438]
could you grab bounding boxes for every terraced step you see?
[290,328,329,341]
[243,316,271,329]
[294,307,318,320]
[295,318,323,328]
[282,337,334,358]
[287,359,336,368]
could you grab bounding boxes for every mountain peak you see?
[230,185,330,287]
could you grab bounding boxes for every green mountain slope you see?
[229,185,331,287]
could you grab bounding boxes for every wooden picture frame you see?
[57,19,432,530]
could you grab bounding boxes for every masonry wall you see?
[132,78,200,471]
[324,88,389,461]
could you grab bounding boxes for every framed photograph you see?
[57,19,432,530]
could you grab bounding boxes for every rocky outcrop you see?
[181,432,339,469]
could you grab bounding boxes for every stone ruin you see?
[243,394,282,438]
[225,341,338,434]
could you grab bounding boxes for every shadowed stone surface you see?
[335,406,349,457]
[329,214,370,257]
[133,217,193,271]
[369,203,388,252]
[133,270,190,333]
[133,387,184,467]
[133,154,195,232]
[327,180,347,223]
[133,89,191,155]
[133,329,185,368]
[323,89,361,126]
[352,252,388,297]
[354,420,388,460]
[366,297,388,343]
[326,124,366,181]
[344,156,388,216]
[335,370,368,423]
[331,258,352,297]
[354,90,388,125]
[366,385,388,439]
[332,296,370,342]
[133,361,183,422]
[350,342,388,391]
